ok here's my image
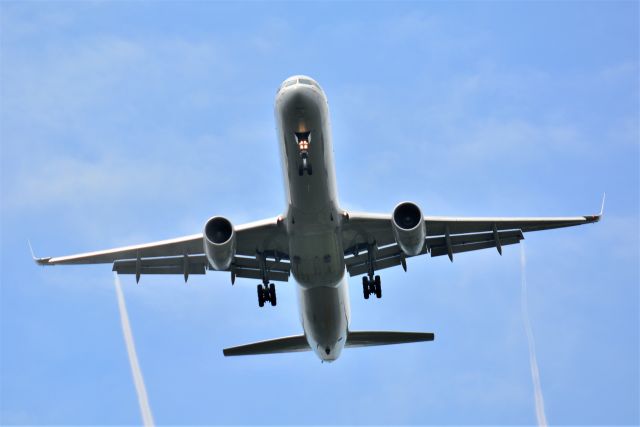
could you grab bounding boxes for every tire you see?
[307,163,313,175]
[375,275,382,299]
[269,283,277,306]
[257,284,264,307]
[298,164,303,176]
[362,276,369,299]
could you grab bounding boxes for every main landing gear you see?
[257,283,277,307]
[361,242,382,300]
[362,275,382,299]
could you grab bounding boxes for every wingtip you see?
[584,193,605,224]
[28,239,36,259]
[28,240,51,265]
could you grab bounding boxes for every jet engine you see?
[391,202,426,256]
[203,216,236,270]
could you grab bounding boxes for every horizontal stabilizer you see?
[223,334,309,356]
[346,331,434,348]
[223,331,434,357]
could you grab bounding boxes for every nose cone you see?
[278,75,322,91]
[276,75,325,102]
[279,84,317,107]
[276,81,325,131]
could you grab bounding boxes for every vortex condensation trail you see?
[520,244,548,427]
[114,273,155,427]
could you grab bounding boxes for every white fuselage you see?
[275,76,350,361]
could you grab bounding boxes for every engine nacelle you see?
[203,216,236,270]
[392,202,426,256]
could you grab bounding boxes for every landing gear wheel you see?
[269,283,277,306]
[257,284,265,307]
[298,164,304,176]
[307,163,312,175]
[374,275,382,299]
[362,276,370,299]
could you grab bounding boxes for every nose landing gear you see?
[296,131,312,176]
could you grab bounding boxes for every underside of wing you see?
[343,201,602,277]
[33,217,291,284]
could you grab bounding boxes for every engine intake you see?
[392,202,426,256]
[203,216,236,270]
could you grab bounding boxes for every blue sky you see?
[1,1,638,425]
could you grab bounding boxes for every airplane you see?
[32,75,603,362]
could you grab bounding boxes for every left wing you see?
[342,204,602,277]
[33,217,290,283]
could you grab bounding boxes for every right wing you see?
[33,217,291,283]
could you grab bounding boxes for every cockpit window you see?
[298,78,323,92]
[277,79,298,93]
[278,77,322,93]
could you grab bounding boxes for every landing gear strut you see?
[362,275,382,299]
[362,243,382,300]
[256,251,277,307]
[257,283,277,307]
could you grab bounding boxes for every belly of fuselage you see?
[276,81,344,288]
[288,219,346,287]
[298,277,350,362]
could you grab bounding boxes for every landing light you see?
[295,131,311,153]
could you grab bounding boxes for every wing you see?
[342,201,603,277]
[33,217,291,283]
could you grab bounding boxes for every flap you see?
[112,253,291,283]
[345,229,524,277]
